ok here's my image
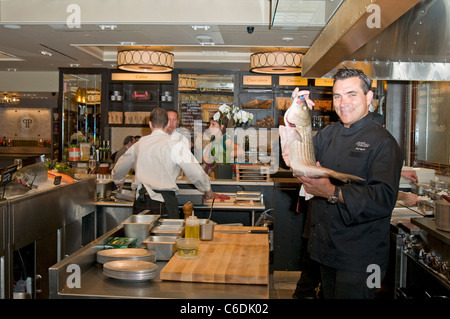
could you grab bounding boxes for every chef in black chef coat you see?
[297,68,403,299]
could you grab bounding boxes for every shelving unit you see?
[107,75,177,127]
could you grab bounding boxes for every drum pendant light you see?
[117,49,174,73]
[250,51,303,74]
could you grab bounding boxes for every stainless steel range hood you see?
[304,0,450,81]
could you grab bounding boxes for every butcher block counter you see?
[161,225,269,285]
[49,223,269,299]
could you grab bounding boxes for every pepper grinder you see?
[182,201,194,219]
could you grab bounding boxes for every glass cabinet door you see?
[58,69,107,162]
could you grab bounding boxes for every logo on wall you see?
[17,112,38,135]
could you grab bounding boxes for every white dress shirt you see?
[112,129,211,202]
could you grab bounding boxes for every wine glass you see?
[88,157,97,174]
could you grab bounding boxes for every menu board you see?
[180,101,202,130]
[416,82,450,164]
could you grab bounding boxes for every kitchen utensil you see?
[236,191,262,201]
[158,219,185,226]
[151,225,184,237]
[207,197,215,223]
[112,189,135,201]
[441,194,450,203]
[214,229,269,234]
[143,236,179,260]
[410,182,431,195]
[434,199,450,232]
[122,215,160,245]
[200,221,215,241]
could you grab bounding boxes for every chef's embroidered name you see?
[355,141,370,151]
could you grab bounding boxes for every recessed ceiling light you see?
[192,25,210,31]
[196,35,215,46]
[282,37,294,42]
[98,25,117,31]
[40,51,52,56]
[70,64,80,67]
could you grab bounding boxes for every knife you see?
[215,229,269,234]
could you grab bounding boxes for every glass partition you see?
[413,81,450,175]
[60,72,103,161]
[178,73,235,131]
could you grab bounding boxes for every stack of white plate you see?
[103,260,158,281]
[97,248,156,264]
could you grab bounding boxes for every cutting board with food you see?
[204,193,236,205]
[160,226,269,285]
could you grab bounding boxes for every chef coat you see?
[308,114,403,273]
[112,129,211,202]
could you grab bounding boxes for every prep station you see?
[0,160,449,299]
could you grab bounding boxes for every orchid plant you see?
[213,104,254,128]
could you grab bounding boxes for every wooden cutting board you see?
[160,226,269,285]
[204,193,236,205]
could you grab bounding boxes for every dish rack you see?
[235,164,270,182]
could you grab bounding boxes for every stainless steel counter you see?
[411,217,450,246]
[49,224,269,299]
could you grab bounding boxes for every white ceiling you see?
[0,0,341,73]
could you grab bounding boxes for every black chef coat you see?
[308,114,403,273]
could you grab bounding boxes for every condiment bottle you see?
[182,201,194,219]
[185,216,200,239]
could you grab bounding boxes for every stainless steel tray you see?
[103,260,158,281]
[112,189,135,201]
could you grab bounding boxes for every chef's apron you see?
[134,188,179,218]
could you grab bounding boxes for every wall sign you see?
[278,76,308,86]
[242,75,272,86]
[0,108,51,139]
[111,73,172,81]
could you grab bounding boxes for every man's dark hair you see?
[333,68,372,94]
[123,135,134,145]
[150,108,168,128]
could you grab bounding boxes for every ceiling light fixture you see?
[250,51,303,74]
[98,25,117,31]
[196,35,215,46]
[40,50,52,56]
[192,25,210,31]
[1,92,20,104]
[117,49,174,73]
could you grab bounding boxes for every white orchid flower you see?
[213,111,221,121]
[219,104,230,114]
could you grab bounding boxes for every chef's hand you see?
[295,162,335,198]
[401,170,418,183]
[205,189,214,200]
[398,192,418,207]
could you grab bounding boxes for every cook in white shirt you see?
[112,108,213,217]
